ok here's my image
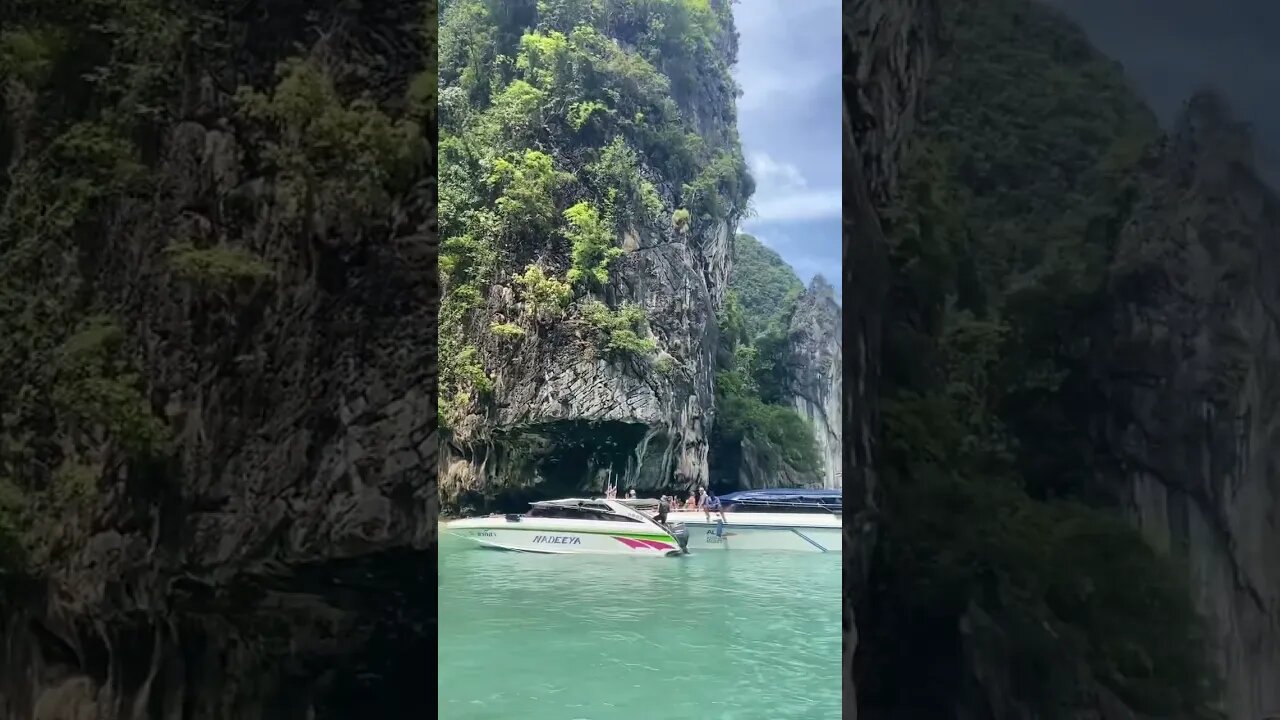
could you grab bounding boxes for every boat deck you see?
[662,510,841,553]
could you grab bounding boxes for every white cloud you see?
[744,152,839,222]
[731,2,843,253]
[749,189,842,223]
[735,70,827,113]
[748,152,808,192]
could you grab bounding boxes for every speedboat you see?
[443,498,690,557]
[663,488,842,553]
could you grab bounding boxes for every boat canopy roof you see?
[617,498,660,512]
[530,498,612,509]
[529,498,652,521]
[716,488,842,506]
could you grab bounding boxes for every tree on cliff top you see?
[730,233,804,337]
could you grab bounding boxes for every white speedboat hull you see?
[445,516,684,557]
[663,511,841,553]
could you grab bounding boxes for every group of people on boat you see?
[605,482,722,517]
[599,473,736,537]
[660,488,720,514]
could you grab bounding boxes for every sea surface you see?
[438,535,841,720]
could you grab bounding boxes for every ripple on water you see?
[439,538,841,720]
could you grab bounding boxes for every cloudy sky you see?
[727,0,1280,298]
[1039,0,1280,180]
[731,1,842,293]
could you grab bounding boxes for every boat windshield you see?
[617,498,660,514]
[527,501,642,523]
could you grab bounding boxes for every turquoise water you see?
[438,536,842,720]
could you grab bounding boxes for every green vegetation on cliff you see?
[710,234,820,481]
[437,0,753,426]
[724,233,803,405]
[728,233,803,336]
[863,0,1221,716]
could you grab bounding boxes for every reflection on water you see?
[439,536,841,720]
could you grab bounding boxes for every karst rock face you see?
[0,3,435,718]
[715,274,843,493]
[439,3,745,510]
[787,276,844,490]
[845,0,939,714]
[440,221,732,504]
[1101,90,1280,720]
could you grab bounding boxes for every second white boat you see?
[663,489,842,553]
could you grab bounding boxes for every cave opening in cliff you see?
[456,420,657,513]
[539,419,654,491]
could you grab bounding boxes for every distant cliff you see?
[707,234,833,490]
[722,274,842,492]
[787,276,842,489]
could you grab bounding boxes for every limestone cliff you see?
[437,1,750,509]
[787,276,843,489]
[1103,90,1280,720]
[0,3,435,718]
[845,0,939,714]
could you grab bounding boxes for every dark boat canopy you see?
[716,488,842,510]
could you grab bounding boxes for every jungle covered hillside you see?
[710,233,823,487]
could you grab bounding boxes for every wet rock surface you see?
[787,276,843,489]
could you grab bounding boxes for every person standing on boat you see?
[700,487,726,534]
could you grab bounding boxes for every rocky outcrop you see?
[444,233,728,506]
[846,0,939,715]
[716,437,815,490]
[0,4,435,718]
[1101,90,1280,720]
[788,276,843,488]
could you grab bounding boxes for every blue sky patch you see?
[732,1,842,294]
